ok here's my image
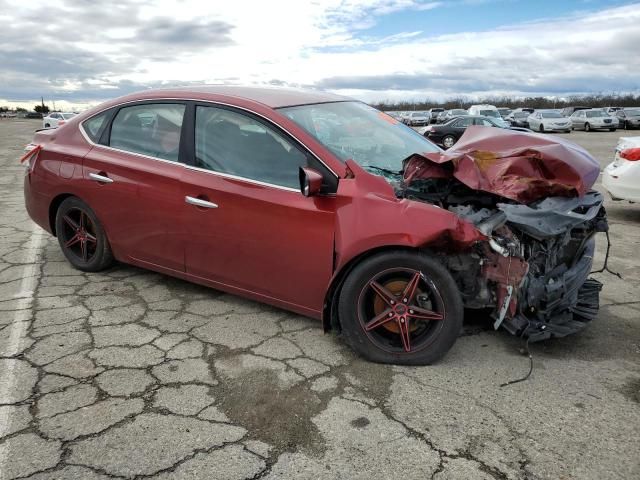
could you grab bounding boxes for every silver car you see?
[570,109,618,131]
[527,111,572,133]
[614,108,640,130]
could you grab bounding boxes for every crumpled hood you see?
[404,126,601,203]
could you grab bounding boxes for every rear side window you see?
[83,112,110,142]
[109,104,185,162]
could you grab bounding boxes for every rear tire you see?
[609,128,616,132]
[338,251,463,365]
[539,124,544,132]
[44,123,50,128]
[55,197,114,272]
[585,123,591,132]
[442,135,456,149]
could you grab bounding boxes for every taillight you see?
[20,144,42,172]
[58,120,66,126]
[620,147,640,161]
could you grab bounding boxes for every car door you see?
[180,104,337,315]
[570,111,581,129]
[81,102,187,271]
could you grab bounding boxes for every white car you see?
[467,104,501,119]
[570,109,618,131]
[42,112,76,128]
[527,111,572,133]
[603,136,640,203]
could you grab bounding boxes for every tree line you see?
[373,93,640,111]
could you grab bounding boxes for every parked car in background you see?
[427,108,445,124]
[527,111,572,133]
[467,104,501,119]
[43,112,77,128]
[405,111,430,126]
[25,112,42,119]
[614,108,640,129]
[603,136,640,203]
[497,108,512,118]
[570,109,618,131]
[604,107,623,115]
[506,111,530,128]
[419,115,526,149]
[561,106,590,117]
[512,107,535,114]
[436,109,468,124]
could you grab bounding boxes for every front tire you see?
[585,123,591,132]
[609,128,616,132]
[539,124,544,132]
[338,251,463,365]
[55,197,114,272]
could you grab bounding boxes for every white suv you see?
[467,104,501,119]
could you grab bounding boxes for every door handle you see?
[185,196,218,209]
[89,172,114,183]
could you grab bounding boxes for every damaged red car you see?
[22,87,607,364]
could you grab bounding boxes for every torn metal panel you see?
[496,191,607,239]
[403,126,601,203]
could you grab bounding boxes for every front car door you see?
[180,104,337,316]
[81,102,187,271]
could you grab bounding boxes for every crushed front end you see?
[401,126,608,341]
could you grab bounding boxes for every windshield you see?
[514,112,529,118]
[479,110,500,118]
[586,111,604,118]
[279,102,440,174]
[452,109,467,115]
[61,113,76,120]
[541,112,563,118]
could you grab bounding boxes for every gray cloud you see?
[0,0,235,102]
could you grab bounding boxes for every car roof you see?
[148,85,349,108]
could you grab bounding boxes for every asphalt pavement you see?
[0,119,638,479]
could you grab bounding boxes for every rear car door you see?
[81,102,187,271]
[180,104,337,315]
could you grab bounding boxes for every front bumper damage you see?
[400,126,609,342]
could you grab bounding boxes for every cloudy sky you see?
[1,0,639,110]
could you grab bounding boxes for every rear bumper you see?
[603,161,640,202]
[24,174,53,234]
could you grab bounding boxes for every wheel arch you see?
[48,193,76,236]
[322,244,418,332]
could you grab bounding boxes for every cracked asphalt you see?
[1,119,639,480]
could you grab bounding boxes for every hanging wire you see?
[590,231,622,279]
[500,337,533,387]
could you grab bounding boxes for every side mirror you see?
[299,167,323,197]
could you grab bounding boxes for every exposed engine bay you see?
[398,127,609,341]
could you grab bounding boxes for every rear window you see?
[479,110,500,118]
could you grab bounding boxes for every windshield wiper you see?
[361,165,402,176]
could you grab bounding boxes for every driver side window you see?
[195,106,331,191]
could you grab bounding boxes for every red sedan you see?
[23,86,607,364]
